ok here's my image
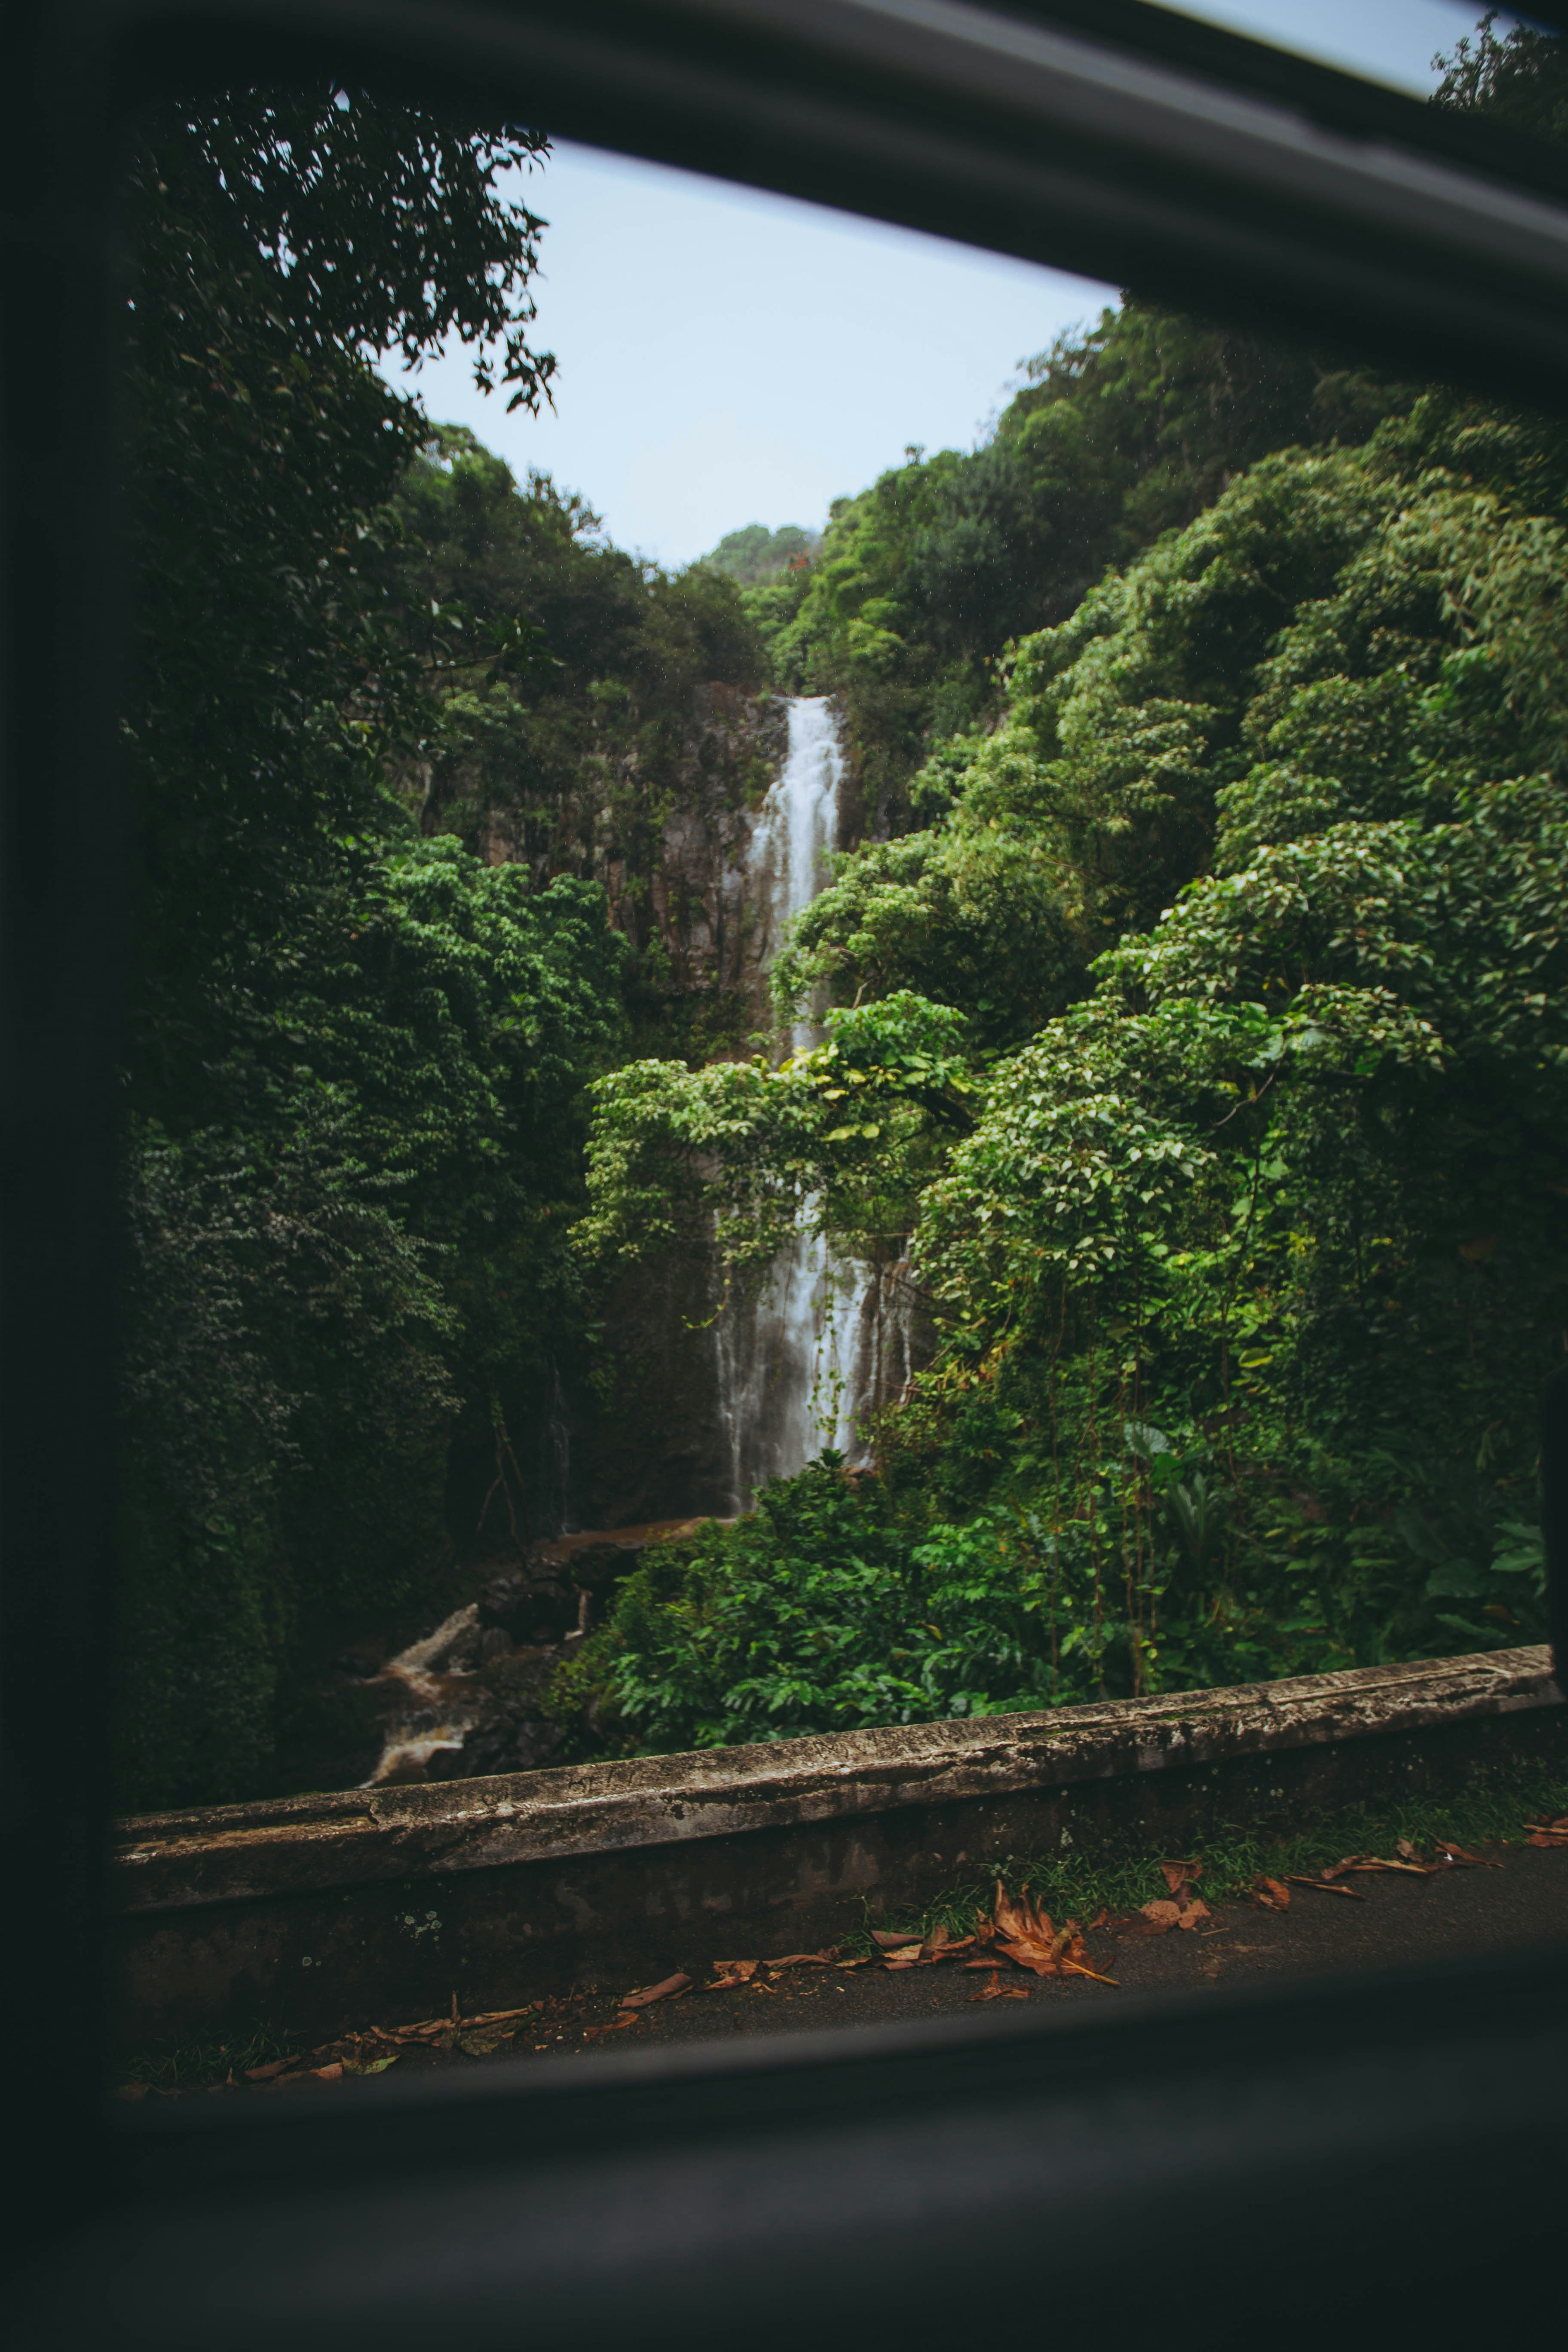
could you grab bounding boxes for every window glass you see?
[109,23,1568,2100]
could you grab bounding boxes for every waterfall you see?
[713,696,920,1511]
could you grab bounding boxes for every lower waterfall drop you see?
[713,696,919,1511]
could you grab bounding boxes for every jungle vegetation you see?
[564,15,1568,1754]
[115,91,761,1805]
[117,16,1568,1801]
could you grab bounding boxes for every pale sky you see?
[400,2,1497,570]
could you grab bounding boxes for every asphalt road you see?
[352,1835,1568,2079]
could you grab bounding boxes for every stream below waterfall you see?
[713,695,921,1511]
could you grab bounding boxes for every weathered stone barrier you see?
[109,1645,1564,2046]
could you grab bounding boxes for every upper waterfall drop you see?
[748,692,844,1042]
[712,696,919,1512]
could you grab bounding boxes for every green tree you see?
[113,95,645,1807]
[579,393,1568,1706]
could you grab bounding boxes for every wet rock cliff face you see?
[603,683,791,1012]
[584,686,791,1526]
[472,681,793,1531]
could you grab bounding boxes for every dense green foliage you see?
[121,18,1568,1796]
[116,99,648,1806]
[385,429,766,877]
[764,310,1404,824]
[551,1455,1112,1746]
[570,24,1568,1755]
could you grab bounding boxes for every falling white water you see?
[714,697,919,1510]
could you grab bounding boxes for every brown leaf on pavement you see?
[619,1972,692,2009]
[970,1982,1031,2002]
[917,1925,975,1962]
[583,2011,642,2039]
[1286,1874,1364,1899]
[872,1930,923,1950]
[1396,1839,1420,1861]
[705,1959,758,1990]
[1433,1841,1499,1868]
[1160,1859,1203,1895]
[244,2058,296,2081]
[992,1883,1064,1974]
[1251,1876,1291,1911]
[962,1957,1007,1971]
[769,1951,837,1970]
[1175,1898,1211,1930]
[1326,1852,1433,1878]
[1134,1898,1184,1934]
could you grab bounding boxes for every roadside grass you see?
[845,1755,1568,1948]
[114,2020,296,2095]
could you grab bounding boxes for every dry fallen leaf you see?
[990,1882,1104,1981]
[583,2011,642,2040]
[872,1929,923,1950]
[1327,1853,1433,1878]
[456,2032,511,2058]
[1396,1839,1420,1861]
[1433,1841,1499,1869]
[244,2058,296,2081]
[1286,1874,1364,1899]
[1252,1876,1291,1912]
[992,1886,1061,1974]
[1160,1859,1204,1895]
[1175,1898,1211,1931]
[705,1958,759,1990]
[1136,1898,1184,1935]
[619,1972,692,2010]
[917,1925,975,1963]
[769,1951,836,1970]
[970,1982,1031,2003]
